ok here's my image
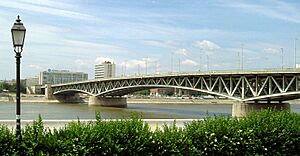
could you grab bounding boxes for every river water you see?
[0,102,299,120]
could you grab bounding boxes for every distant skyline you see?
[0,0,300,80]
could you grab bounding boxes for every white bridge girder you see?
[51,73,300,102]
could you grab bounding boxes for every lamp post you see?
[145,56,148,75]
[295,38,298,68]
[206,55,209,71]
[138,64,140,75]
[171,52,173,73]
[241,43,244,71]
[237,51,240,70]
[178,58,181,73]
[11,15,26,149]
[281,48,284,70]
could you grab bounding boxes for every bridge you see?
[44,69,299,116]
[45,69,300,106]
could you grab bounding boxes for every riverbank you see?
[0,94,59,103]
[0,94,240,104]
[0,93,299,105]
[127,98,238,104]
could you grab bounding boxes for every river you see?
[0,102,299,120]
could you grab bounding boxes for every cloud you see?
[141,57,157,63]
[194,40,220,51]
[221,0,300,24]
[95,57,115,64]
[75,59,91,67]
[174,48,188,56]
[0,0,96,20]
[19,0,73,8]
[263,48,280,54]
[28,64,42,69]
[62,39,127,53]
[181,59,198,66]
[143,40,179,49]
[121,59,145,69]
[120,57,158,69]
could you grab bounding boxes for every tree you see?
[0,82,26,93]
[133,89,150,95]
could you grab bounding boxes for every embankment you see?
[0,94,237,104]
[1,94,299,105]
[127,98,237,104]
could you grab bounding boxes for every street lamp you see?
[145,56,148,75]
[171,52,173,73]
[206,55,209,71]
[178,58,181,73]
[281,48,284,70]
[295,38,298,68]
[11,15,26,148]
[241,43,244,71]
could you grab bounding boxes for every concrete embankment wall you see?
[0,95,60,103]
[0,94,237,104]
[127,98,237,105]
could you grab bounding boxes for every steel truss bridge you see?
[50,70,300,102]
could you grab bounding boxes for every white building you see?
[25,76,39,87]
[95,61,116,79]
[25,76,41,94]
[39,69,88,85]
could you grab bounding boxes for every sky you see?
[0,0,300,80]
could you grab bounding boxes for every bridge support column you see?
[89,96,127,108]
[45,84,55,100]
[232,102,290,117]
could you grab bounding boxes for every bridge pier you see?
[45,84,54,100]
[232,102,290,117]
[88,96,127,107]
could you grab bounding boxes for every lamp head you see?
[11,15,26,53]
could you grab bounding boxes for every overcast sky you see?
[0,0,299,80]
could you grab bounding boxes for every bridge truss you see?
[51,72,300,102]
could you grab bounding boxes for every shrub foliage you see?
[0,110,299,155]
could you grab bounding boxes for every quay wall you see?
[0,94,299,105]
[0,94,237,104]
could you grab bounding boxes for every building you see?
[39,69,88,85]
[95,61,116,79]
[150,88,199,97]
[150,88,174,96]
[25,76,41,94]
[25,76,39,87]
[26,85,42,94]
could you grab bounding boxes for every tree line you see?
[0,82,26,93]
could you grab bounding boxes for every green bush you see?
[149,122,197,155]
[83,114,152,155]
[0,125,16,155]
[185,110,300,155]
[0,110,299,155]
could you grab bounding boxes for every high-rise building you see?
[39,69,88,85]
[95,61,116,79]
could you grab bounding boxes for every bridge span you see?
[45,69,298,116]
